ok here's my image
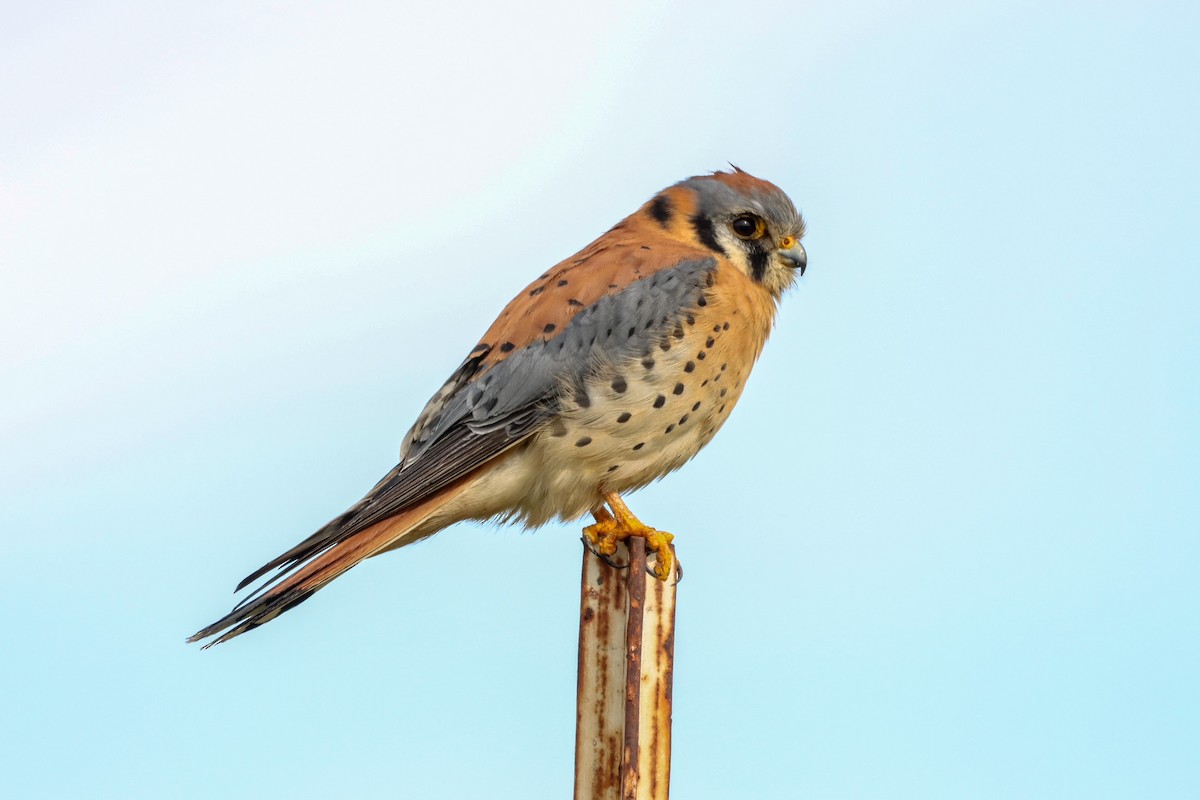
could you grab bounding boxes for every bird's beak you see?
[779,241,807,276]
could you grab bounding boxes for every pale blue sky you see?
[2,2,1197,798]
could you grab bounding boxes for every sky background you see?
[2,1,1197,797]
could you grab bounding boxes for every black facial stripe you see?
[690,214,727,256]
[650,195,673,226]
[748,243,771,282]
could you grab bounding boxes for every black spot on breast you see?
[653,395,666,408]
[544,323,557,334]
[642,357,655,370]
[500,341,515,352]
[672,324,685,339]
[686,314,695,326]
[673,383,684,395]
[697,296,708,307]
[659,341,671,352]
[720,388,728,397]
[607,465,620,472]
[684,361,695,373]
[575,437,592,447]
[722,322,730,331]
[697,351,707,360]
[690,214,726,256]
[720,363,728,371]
[706,337,715,348]
[612,377,627,393]
[678,415,689,425]
[719,404,727,413]
[650,194,673,226]
[692,401,701,411]
[617,412,631,423]
[575,388,592,408]
[632,442,645,451]
[641,245,652,250]
[665,424,676,434]
[713,324,721,333]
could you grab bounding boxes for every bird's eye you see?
[730,215,765,239]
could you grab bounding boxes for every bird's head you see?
[646,167,806,298]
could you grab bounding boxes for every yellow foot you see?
[583,492,676,581]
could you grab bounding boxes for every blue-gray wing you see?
[236,256,715,589]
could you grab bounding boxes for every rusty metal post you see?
[575,539,677,800]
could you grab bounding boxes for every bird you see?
[189,167,806,647]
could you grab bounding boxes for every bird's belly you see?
[507,299,763,525]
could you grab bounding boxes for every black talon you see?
[645,551,683,585]
[580,536,629,569]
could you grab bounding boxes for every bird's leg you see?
[582,491,675,581]
[582,506,629,569]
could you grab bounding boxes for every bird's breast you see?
[512,264,778,523]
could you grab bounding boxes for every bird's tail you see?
[188,476,474,648]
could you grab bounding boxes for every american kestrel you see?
[190,168,806,646]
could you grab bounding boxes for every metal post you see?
[575,538,677,800]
